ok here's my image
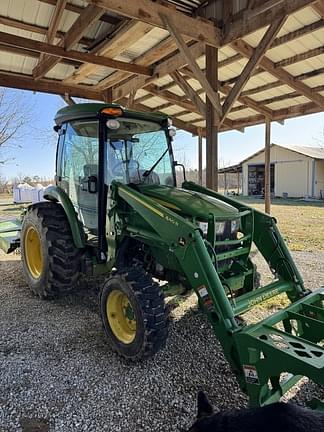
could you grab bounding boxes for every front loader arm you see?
[114,182,242,371]
[183,181,306,299]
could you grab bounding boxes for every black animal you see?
[186,391,324,432]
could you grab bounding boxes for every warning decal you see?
[243,365,260,385]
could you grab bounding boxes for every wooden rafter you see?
[118,97,201,136]
[275,46,324,67]
[112,42,205,101]
[36,0,68,66]
[0,71,103,101]
[221,16,286,125]
[231,38,324,108]
[222,0,317,44]
[170,71,206,116]
[181,66,274,118]
[87,0,221,47]
[64,20,153,85]
[38,0,120,25]
[96,34,193,90]
[0,31,152,77]
[126,90,137,109]
[61,94,76,106]
[226,101,323,130]
[312,0,324,16]
[161,14,222,117]
[32,4,105,80]
[0,43,80,68]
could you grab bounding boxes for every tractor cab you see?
[53,103,177,235]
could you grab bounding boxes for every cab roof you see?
[55,103,169,126]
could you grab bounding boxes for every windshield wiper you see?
[142,148,169,178]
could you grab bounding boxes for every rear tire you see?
[100,267,169,360]
[21,201,82,298]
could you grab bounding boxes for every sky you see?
[0,88,323,180]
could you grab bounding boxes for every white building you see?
[240,144,324,198]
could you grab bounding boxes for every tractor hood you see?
[138,185,238,220]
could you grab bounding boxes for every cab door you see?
[59,119,99,234]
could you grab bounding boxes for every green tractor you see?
[1,103,324,407]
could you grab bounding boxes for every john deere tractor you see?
[2,103,324,408]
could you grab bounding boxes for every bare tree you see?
[0,88,34,165]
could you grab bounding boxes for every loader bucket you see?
[0,218,21,253]
[235,289,324,406]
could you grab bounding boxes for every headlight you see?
[198,221,208,235]
[231,219,240,233]
[215,221,226,235]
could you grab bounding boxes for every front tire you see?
[100,267,169,360]
[21,201,82,298]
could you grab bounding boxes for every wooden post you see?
[198,134,203,186]
[237,170,240,195]
[206,44,219,191]
[265,120,271,213]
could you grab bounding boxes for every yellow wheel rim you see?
[24,226,43,279]
[106,290,137,344]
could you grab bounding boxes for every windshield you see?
[106,117,175,186]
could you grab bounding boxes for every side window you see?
[61,120,99,231]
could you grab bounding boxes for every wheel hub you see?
[106,290,137,344]
[24,226,43,279]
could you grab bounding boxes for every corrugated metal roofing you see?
[0,0,323,134]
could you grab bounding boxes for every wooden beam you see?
[275,45,324,67]
[205,44,219,191]
[231,39,324,108]
[239,68,324,97]
[126,89,137,109]
[223,0,317,44]
[198,134,203,186]
[264,120,271,213]
[112,42,205,101]
[118,97,201,136]
[38,0,120,25]
[221,17,286,125]
[227,101,323,130]
[181,66,274,118]
[170,71,206,116]
[61,93,76,106]
[0,43,80,68]
[37,0,68,65]
[0,31,152,77]
[186,19,323,74]
[64,20,153,85]
[312,0,324,17]
[96,35,194,91]
[32,4,105,80]
[0,15,94,47]
[88,0,221,47]
[145,84,200,113]
[247,0,284,18]
[0,71,103,101]
[161,14,222,117]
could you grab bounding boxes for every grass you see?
[238,196,324,252]
[0,193,25,221]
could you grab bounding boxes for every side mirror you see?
[173,161,187,182]
[88,175,98,194]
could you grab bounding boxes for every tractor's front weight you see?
[115,183,324,407]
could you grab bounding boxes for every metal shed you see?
[0,0,323,211]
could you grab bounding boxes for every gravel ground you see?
[0,250,323,432]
